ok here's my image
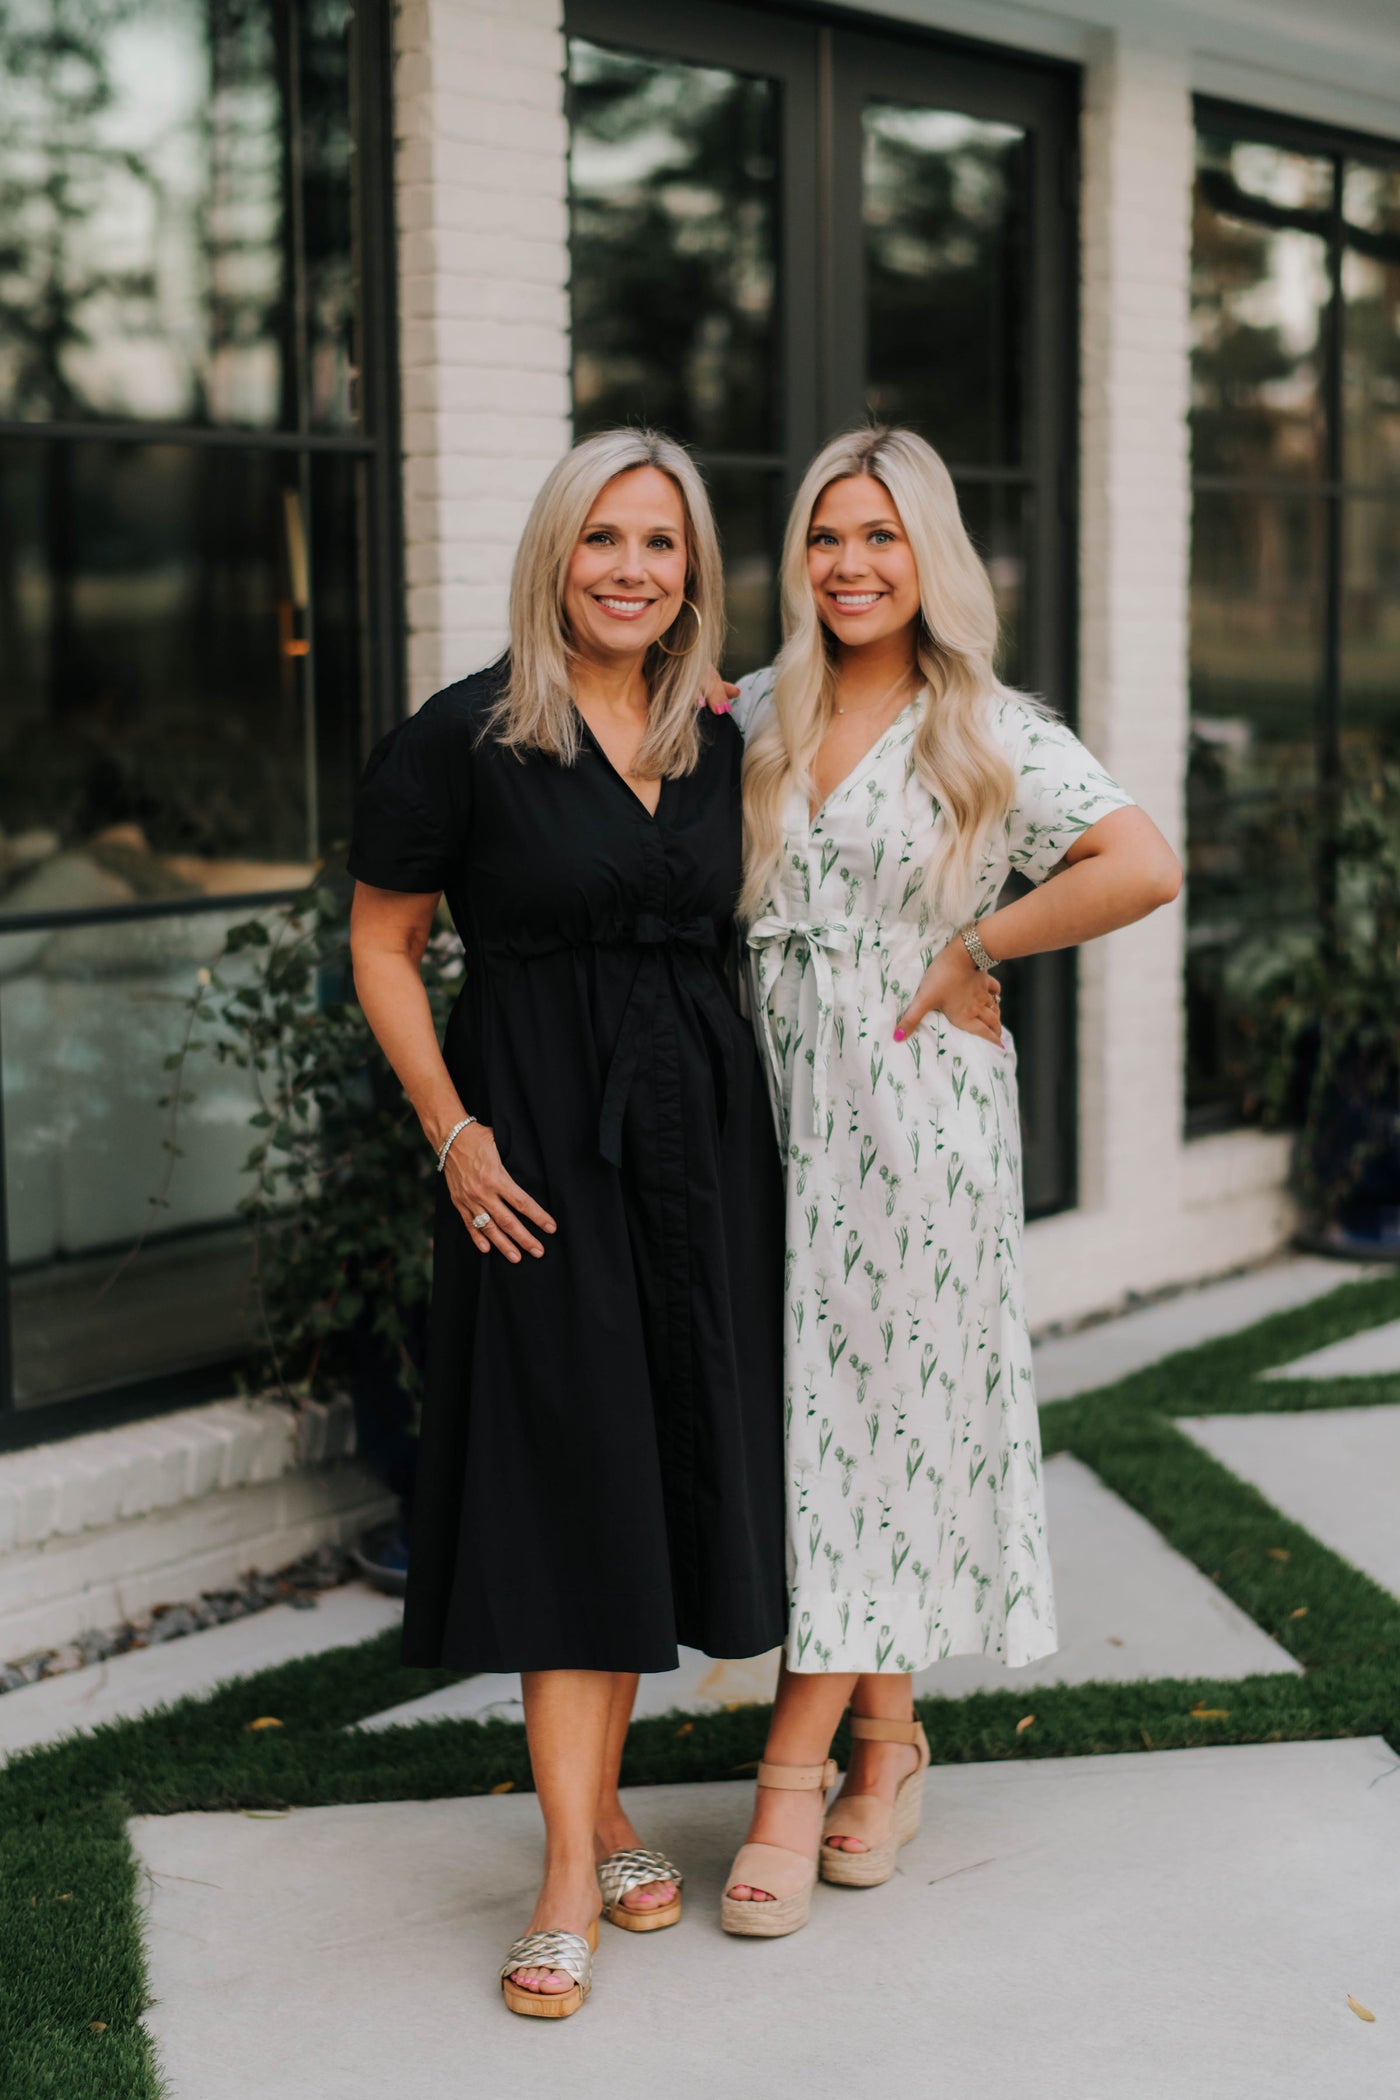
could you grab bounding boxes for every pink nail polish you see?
[893,1028,906,1042]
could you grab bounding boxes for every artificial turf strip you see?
[5,1267,1400,2097]
[1059,1266,1400,1417]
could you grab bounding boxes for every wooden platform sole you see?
[603,1892,683,1932]
[501,1918,599,2019]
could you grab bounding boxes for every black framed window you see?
[0,0,401,1440]
[566,0,1080,1215]
[1188,104,1400,1130]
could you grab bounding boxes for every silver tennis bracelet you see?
[436,1115,477,1172]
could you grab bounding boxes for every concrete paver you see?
[355,1453,1298,1734]
[1031,1255,1376,1403]
[132,1736,1400,2100]
[1183,1405,1400,1601]
[1261,1317,1400,1382]
[0,1584,401,1765]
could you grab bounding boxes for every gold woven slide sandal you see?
[500,1917,599,2019]
[598,1846,684,1932]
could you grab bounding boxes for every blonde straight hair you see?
[489,427,725,777]
[740,425,1050,924]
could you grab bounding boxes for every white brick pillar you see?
[393,0,572,706]
[1073,33,1193,1237]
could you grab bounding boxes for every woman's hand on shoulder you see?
[443,1123,557,1260]
[894,939,1003,1046]
[695,663,739,715]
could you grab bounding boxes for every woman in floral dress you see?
[717,427,1182,1936]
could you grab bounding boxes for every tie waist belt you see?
[745,914,861,1148]
[595,915,721,1166]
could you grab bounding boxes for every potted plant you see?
[1242,762,1400,1258]
[157,875,466,1583]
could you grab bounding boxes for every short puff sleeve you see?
[347,696,466,894]
[999,700,1136,886]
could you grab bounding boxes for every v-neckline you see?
[577,711,665,823]
[807,696,920,829]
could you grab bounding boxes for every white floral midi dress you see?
[733,673,1136,1675]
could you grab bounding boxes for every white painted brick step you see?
[0,1462,395,1660]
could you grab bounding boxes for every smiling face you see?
[562,466,690,667]
[806,473,922,651]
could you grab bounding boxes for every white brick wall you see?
[394,0,571,704]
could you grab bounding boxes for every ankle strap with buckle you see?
[848,1715,922,1745]
[755,1757,839,1792]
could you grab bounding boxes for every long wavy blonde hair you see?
[740,426,1050,923]
[488,427,724,777]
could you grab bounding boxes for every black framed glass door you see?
[0,0,402,1441]
[1187,105,1400,1130]
[567,1,1080,1214]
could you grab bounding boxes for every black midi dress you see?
[347,665,788,1674]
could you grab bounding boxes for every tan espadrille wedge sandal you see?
[720,1756,838,1938]
[819,1714,930,1887]
[500,1916,599,2019]
[597,1846,684,1932]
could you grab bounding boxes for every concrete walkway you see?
[356,1452,1299,1733]
[7,1245,1378,2096]
[1183,1406,1400,1602]
[0,1253,1356,1764]
[1030,1253,1377,1402]
[133,1737,1400,2100]
[0,1584,400,1766]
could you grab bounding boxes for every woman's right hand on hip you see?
[444,1124,557,1261]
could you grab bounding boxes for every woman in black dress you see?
[347,430,786,2019]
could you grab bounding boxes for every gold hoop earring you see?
[655,597,702,659]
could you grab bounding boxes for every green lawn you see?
[5,1268,1400,2099]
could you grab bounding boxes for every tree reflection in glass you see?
[1191,136,1332,483]
[862,104,1025,467]
[0,0,356,430]
[1342,163,1400,490]
[568,40,778,453]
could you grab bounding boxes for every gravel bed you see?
[0,1541,361,1695]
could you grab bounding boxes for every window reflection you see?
[300,0,360,432]
[957,482,1025,684]
[863,105,1026,467]
[705,466,778,675]
[1343,165,1400,490]
[1191,136,1332,482]
[0,444,365,918]
[1342,498,1400,769]
[0,922,262,1408]
[1187,491,1325,1121]
[0,0,357,430]
[569,40,779,453]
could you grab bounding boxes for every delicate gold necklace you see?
[833,668,918,718]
